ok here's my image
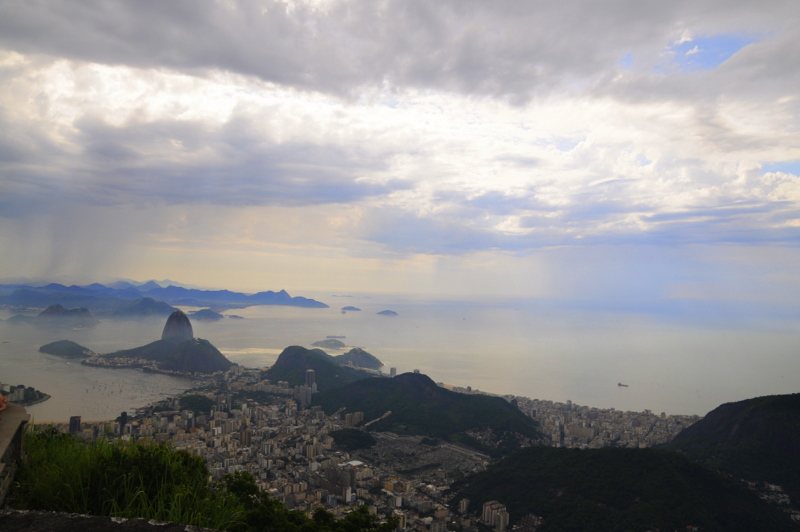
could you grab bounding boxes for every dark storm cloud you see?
[1,0,798,265]
[0,112,408,217]
[1,0,796,102]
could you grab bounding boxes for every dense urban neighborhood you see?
[47,365,703,531]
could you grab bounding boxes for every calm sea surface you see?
[2,293,799,421]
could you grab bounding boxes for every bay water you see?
[1,292,799,421]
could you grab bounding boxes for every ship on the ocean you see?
[618,382,629,387]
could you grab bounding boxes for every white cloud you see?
[1,0,799,301]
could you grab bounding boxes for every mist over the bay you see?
[3,289,799,421]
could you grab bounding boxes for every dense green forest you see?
[331,428,377,451]
[660,393,800,499]
[451,446,795,531]
[178,393,216,413]
[313,373,540,457]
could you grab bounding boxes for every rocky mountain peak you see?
[161,310,194,340]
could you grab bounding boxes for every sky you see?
[1,0,799,308]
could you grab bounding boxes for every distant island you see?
[5,314,34,324]
[39,340,95,358]
[189,308,224,321]
[35,304,98,328]
[341,306,361,311]
[377,310,398,316]
[312,338,346,349]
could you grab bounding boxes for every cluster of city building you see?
[0,383,49,406]
[447,385,700,449]
[47,366,702,532]
[80,354,197,378]
[511,396,700,449]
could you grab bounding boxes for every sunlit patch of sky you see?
[617,53,634,71]
[762,161,800,176]
[663,33,757,72]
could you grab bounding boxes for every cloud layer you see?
[0,0,798,301]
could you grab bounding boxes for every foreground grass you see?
[12,427,244,530]
[11,427,397,532]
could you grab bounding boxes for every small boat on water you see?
[618,382,629,387]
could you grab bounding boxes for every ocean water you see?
[1,293,799,421]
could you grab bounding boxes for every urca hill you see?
[264,346,376,392]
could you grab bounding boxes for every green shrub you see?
[12,427,243,529]
[11,428,398,532]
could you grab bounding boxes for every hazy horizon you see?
[3,282,799,419]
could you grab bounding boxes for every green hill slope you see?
[452,446,795,531]
[660,393,800,498]
[313,373,540,455]
[265,346,374,391]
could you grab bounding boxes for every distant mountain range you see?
[0,281,328,316]
[35,304,98,328]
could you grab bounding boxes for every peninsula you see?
[82,310,233,375]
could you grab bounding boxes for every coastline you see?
[15,394,51,407]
